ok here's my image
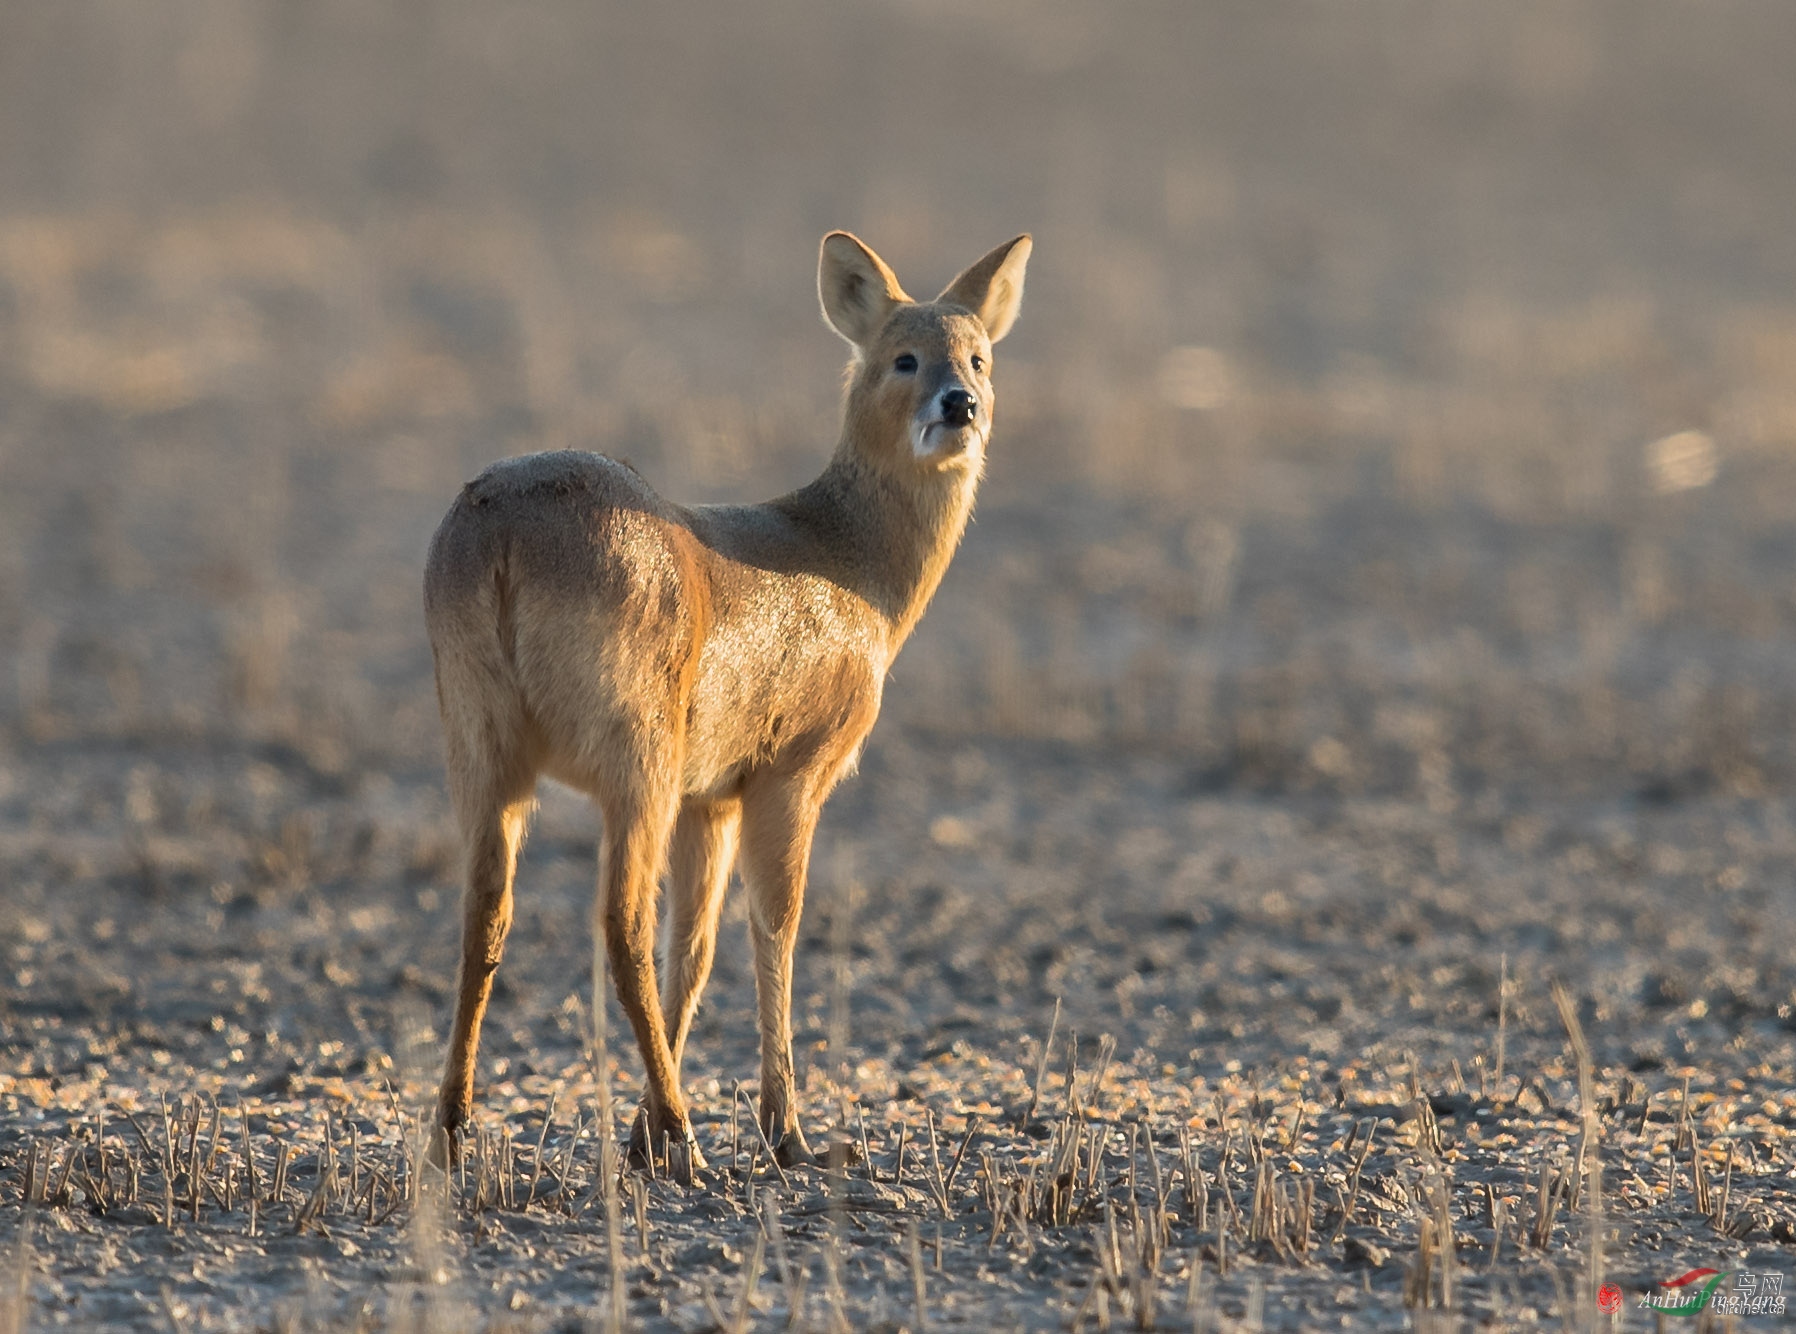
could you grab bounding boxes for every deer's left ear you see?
[820,232,911,348]
[936,235,1032,343]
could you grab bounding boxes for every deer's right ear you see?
[819,232,909,348]
[936,235,1032,344]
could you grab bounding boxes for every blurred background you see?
[4,0,1796,802]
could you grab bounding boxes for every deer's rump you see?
[423,451,709,796]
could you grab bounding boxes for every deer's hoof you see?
[771,1126,818,1170]
[666,1136,707,1185]
[427,1114,464,1169]
[626,1107,707,1183]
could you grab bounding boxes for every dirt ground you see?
[3,3,1796,1330]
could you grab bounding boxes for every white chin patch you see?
[912,420,982,462]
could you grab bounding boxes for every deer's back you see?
[426,450,685,605]
[425,451,888,797]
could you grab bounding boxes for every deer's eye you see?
[894,354,918,375]
[970,355,986,374]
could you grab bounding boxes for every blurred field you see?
[7,1,1796,788]
[3,2,1796,1330]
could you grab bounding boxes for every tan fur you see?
[425,232,1031,1175]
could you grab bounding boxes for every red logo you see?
[1597,1283,1623,1314]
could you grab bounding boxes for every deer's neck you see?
[792,445,980,655]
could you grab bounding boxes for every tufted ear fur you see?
[935,235,1032,343]
[819,232,911,348]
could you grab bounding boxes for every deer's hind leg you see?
[661,795,742,1075]
[596,760,706,1177]
[432,681,538,1162]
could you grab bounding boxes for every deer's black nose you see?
[941,388,976,426]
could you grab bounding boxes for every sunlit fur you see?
[424,232,1031,1175]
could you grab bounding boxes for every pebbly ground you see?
[2,731,1793,1330]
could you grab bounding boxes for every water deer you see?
[424,231,1031,1177]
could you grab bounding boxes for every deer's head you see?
[820,232,1031,476]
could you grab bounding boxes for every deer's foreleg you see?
[738,777,825,1168]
